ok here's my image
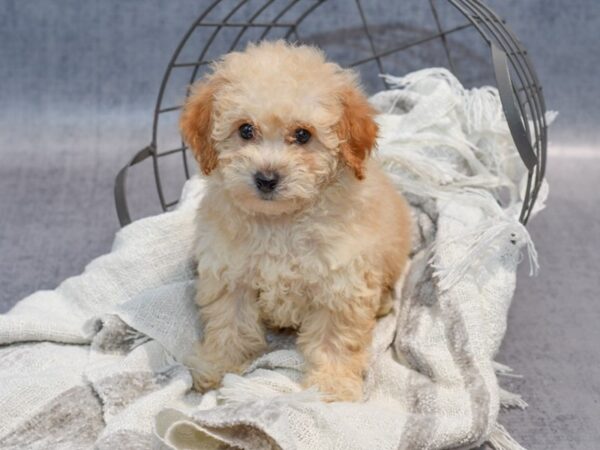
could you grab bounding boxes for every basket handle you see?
[491,44,537,171]
[114,145,153,227]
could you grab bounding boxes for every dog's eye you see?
[239,123,255,140]
[294,128,311,144]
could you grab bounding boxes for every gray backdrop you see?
[0,1,598,449]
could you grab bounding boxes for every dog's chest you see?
[249,230,322,329]
[197,211,362,329]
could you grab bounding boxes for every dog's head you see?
[180,40,378,216]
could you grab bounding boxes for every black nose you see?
[254,171,280,193]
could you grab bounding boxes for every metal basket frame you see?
[115,0,547,227]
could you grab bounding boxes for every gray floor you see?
[1,1,599,449]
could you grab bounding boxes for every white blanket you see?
[0,69,548,450]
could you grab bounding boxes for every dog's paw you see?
[302,371,364,402]
[190,368,223,393]
[184,353,224,393]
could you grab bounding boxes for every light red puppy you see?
[181,40,411,402]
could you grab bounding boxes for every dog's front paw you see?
[302,370,364,402]
[184,353,224,393]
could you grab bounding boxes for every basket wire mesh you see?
[115,0,547,227]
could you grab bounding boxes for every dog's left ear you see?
[180,77,221,176]
[336,86,379,180]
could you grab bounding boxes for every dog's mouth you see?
[256,189,277,202]
[232,183,305,216]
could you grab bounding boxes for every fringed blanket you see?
[0,69,550,450]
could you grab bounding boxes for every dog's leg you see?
[297,300,377,402]
[376,286,394,318]
[187,284,266,392]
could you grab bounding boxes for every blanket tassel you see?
[487,423,527,450]
[499,387,528,410]
[493,361,523,379]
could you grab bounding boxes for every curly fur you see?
[180,40,411,402]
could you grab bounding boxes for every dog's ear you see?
[336,86,379,180]
[180,77,221,175]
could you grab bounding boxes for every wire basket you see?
[115,0,547,227]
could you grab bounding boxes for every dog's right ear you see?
[180,78,221,175]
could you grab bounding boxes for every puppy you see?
[180,40,411,402]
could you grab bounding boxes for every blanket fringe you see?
[377,69,519,206]
[377,68,543,294]
[493,361,523,379]
[499,387,528,410]
[488,423,528,450]
[431,203,539,292]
